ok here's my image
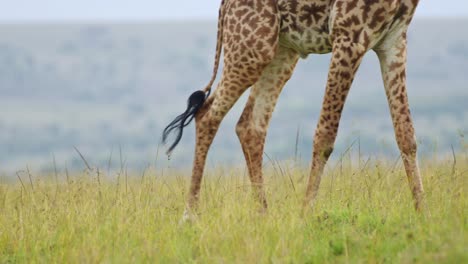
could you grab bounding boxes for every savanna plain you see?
[1,151,466,263]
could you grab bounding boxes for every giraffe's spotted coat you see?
[176,0,424,218]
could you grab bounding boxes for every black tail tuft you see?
[162,90,207,155]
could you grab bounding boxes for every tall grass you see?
[1,154,466,263]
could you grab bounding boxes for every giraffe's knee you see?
[236,118,266,148]
[323,147,334,160]
[314,143,334,161]
[313,130,336,161]
[236,102,254,141]
[398,135,418,157]
[393,121,417,156]
[235,119,254,143]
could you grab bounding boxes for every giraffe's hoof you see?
[179,208,198,225]
[414,199,427,214]
[301,200,315,217]
[256,205,268,215]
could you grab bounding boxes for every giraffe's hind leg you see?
[185,66,271,220]
[183,0,281,221]
[236,46,299,211]
[376,34,424,212]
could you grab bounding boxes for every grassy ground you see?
[0,155,466,263]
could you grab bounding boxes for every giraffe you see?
[163,0,424,219]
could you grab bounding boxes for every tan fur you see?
[182,0,424,218]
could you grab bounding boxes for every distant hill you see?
[0,19,467,174]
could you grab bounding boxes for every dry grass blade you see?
[73,146,92,171]
[15,171,27,193]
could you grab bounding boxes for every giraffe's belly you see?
[279,28,332,58]
[277,0,333,58]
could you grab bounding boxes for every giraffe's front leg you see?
[236,47,299,212]
[376,34,424,212]
[304,37,367,211]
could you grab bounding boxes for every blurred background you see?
[0,0,467,174]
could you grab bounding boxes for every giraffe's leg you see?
[303,37,367,210]
[183,1,281,221]
[236,47,299,211]
[184,69,265,219]
[376,34,424,212]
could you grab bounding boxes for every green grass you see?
[1,155,466,263]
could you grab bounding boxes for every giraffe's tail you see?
[202,0,226,97]
[162,0,226,155]
[162,90,206,155]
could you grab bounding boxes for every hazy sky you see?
[0,0,466,22]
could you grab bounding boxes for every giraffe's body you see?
[278,0,405,56]
[163,0,424,219]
